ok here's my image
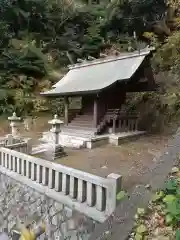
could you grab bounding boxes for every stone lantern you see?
[48,114,63,144]
[48,114,65,160]
[8,112,21,137]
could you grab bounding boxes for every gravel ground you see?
[90,129,180,240]
[55,134,169,191]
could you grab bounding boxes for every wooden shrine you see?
[42,47,157,137]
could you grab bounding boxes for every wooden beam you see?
[66,51,74,64]
[93,97,98,128]
[112,118,116,134]
[64,96,69,125]
[144,65,156,86]
[126,82,158,92]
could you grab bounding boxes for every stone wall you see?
[0,147,122,222]
[41,131,87,149]
[0,173,97,240]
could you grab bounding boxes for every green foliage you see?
[0,0,110,115]
[136,224,147,234]
[165,213,174,225]
[154,32,180,73]
[172,167,180,173]
[152,190,165,202]
[166,199,180,221]
[163,194,177,203]
[137,208,146,217]
[164,179,178,193]
[116,190,128,201]
[0,0,180,126]
[131,166,180,239]
[176,229,180,240]
[161,178,180,224]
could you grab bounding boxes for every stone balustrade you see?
[6,141,29,154]
[0,147,122,222]
[0,135,31,154]
[0,135,22,146]
[0,137,8,146]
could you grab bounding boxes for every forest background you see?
[1,0,180,132]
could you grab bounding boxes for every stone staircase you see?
[62,110,97,136]
[62,107,123,137]
[33,105,140,149]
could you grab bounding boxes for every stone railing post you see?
[105,173,122,216]
[8,112,21,137]
[24,138,32,154]
[6,134,13,145]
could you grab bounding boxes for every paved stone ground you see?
[0,174,97,240]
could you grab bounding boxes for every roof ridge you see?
[68,47,153,70]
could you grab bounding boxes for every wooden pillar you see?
[93,97,98,128]
[144,59,155,87]
[112,118,116,134]
[81,96,85,113]
[64,96,69,125]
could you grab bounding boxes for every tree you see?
[0,0,179,124]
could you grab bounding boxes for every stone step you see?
[72,118,94,122]
[61,128,96,137]
[74,118,93,123]
[75,115,93,120]
[63,125,97,131]
[62,132,95,138]
[32,143,48,155]
[68,122,94,128]
[72,118,93,122]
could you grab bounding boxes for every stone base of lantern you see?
[52,144,66,160]
[43,143,66,161]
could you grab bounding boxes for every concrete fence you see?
[0,135,22,147]
[0,137,8,146]
[0,135,31,154]
[0,147,122,222]
[6,142,29,154]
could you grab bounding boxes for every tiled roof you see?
[42,48,152,96]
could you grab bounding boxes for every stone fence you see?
[0,135,20,146]
[0,135,31,154]
[5,141,30,154]
[0,147,122,222]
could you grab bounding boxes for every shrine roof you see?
[41,47,153,96]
